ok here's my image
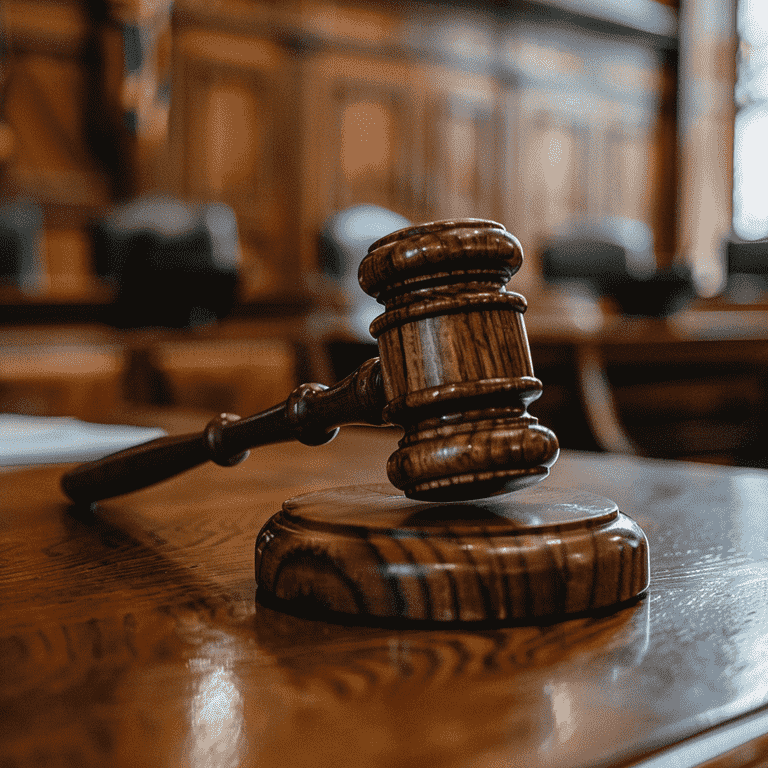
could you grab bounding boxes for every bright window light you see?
[734,0,768,240]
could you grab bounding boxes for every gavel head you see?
[359,219,559,502]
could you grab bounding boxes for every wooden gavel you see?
[62,219,560,505]
[62,218,649,625]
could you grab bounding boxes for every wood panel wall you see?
[1,0,173,298]
[1,0,678,303]
[170,0,677,298]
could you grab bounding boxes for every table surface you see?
[3,426,768,768]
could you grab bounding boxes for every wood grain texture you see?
[254,484,649,622]
[4,427,768,767]
[60,357,387,503]
[360,219,559,501]
[61,219,559,503]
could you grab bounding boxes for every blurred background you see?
[1,0,767,468]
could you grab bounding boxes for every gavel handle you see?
[61,358,386,504]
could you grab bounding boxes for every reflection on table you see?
[2,425,768,767]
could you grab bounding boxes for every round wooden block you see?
[254,484,649,624]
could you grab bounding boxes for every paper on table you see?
[0,414,166,467]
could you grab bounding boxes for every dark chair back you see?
[725,236,768,303]
[727,236,768,276]
[0,198,44,294]
[542,216,692,317]
[93,194,240,328]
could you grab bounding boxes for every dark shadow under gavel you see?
[62,219,649,625]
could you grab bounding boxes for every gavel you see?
[62,219,649,624]
[63,219,558,504]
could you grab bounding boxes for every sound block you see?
[254,484,649,624]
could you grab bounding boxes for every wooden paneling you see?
[0,0,678,304]
[2,51,111,212]
[299,51,418,264]
[154,337,295,415]
[0,343,124,418]
[605,128,653,223]
[172,28,299,296]
[422,68,501,222]
[1,0,88,57]
[167,0,679,300]
[494,23,666,288]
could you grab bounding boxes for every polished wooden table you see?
[3,426,768,767]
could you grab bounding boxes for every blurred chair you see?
[91,194,296,416]
[725,235,768,304]
[539,216,690,457]
[303,205,411,383]
[538,219,767,467]
[93,193,240,329]
[541,216,692,317]
[0,198,45,295]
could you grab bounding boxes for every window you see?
[734,0,768,240]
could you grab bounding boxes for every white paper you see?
[0,414,166,466]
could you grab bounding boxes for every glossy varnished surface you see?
[61,219,559,505]
[3,428,768,766]
[255,485,649,622]
[361,219,559,500]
